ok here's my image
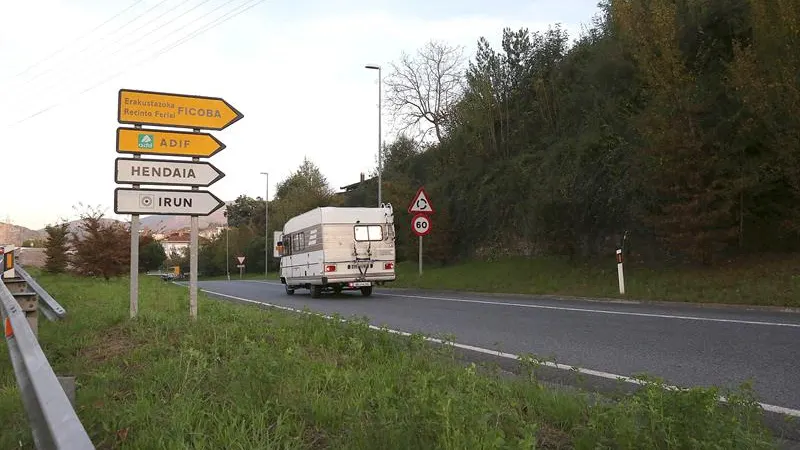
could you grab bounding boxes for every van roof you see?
[283,206,393,231]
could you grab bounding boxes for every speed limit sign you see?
[411,213,431,237]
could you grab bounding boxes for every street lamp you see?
[260,172,269,278]
[365,64,382,206]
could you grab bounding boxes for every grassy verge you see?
[198,271,280,281]
[391,255,800,307]
[1,272,779,448]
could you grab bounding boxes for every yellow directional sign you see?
[117,89,244,130]
[116,127,226,158]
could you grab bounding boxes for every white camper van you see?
[274,205,396,297]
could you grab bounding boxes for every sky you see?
[0,0,602,230]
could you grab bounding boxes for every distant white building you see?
[199,226,224,240]
[161,232,190,256]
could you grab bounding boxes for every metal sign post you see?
[115,88,242,320]
[409,187,435,277]
[411,214,431,276]
[237,256,246,279]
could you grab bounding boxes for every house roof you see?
[339,174,376,192]
[163,232,190,243]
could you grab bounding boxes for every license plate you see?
[349,281,371,287]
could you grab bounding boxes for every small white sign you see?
[114,188,224,216]
[408,187,435,214]
[115,158,224,187]
[412,214,432,237]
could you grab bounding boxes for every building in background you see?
[161,232,190,256]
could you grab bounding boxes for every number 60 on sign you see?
[412,214,431,237]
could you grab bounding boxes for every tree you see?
[70,206,130,280]
[224,195,264,228]
[139,234,167,273]
[165,247,189,275]
[385,40,467,143]
[271,158,338,225]
[274,157,335,201]
[379,134,421,178]
[727,0,800,251]
[43,221,70,273]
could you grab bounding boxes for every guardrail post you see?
[15,264,68,321]
[3,277,27,294]
[4,280,40,338]
[1,248,39,336]
[1,262,95,449]
[14,292,39,337]
[57,376,77,408]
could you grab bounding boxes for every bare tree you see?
[385,40,466,143]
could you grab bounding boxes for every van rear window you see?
[354,225,383,241]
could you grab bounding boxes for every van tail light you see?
[325,265,336,272]
[384,262,394,270]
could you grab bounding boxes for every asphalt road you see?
[193,279,800,414]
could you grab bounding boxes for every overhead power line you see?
[82,0,269,94]
[11,0,145,79]
[5,0,222,117]
[25,0,217,102]
[18,0,172,88]
[9,0,268,126]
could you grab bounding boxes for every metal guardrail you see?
[15,265,67,321]
[2,253,95,449]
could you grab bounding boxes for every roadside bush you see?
[70,206,130,280]
[43,221,70,273]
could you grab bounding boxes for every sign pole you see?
[115,87,243,321]
[130,213,139,318]
[409,201,432,278]
[616,248,625,295]
[226,225,230,281]
[129,125,142,320]
[189,150,199,320]
[419,236,423,276]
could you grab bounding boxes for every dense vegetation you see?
[222,0,800,270]
[376,0,800,266]
[43,205,167,278]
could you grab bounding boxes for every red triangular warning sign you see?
[237,256,245,264]
[408,187,434,214]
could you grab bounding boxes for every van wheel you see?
[360,286,373,297]
[310,285,322,298]
[285,284,295,295]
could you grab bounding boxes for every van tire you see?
[285,284,295,295]
[360,286,373,297]
[310,285,322,298]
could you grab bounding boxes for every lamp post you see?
[365,64,382,206]
[260,172,269,278]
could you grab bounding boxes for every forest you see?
[203,0,800,275]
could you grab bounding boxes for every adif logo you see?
[137,133,154,150]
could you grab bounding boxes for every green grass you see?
[198,271,280,281]
[0,271,781,449]
[391,255,800,307]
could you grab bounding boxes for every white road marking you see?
[186,283,800,418]
[228,280,800,328]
